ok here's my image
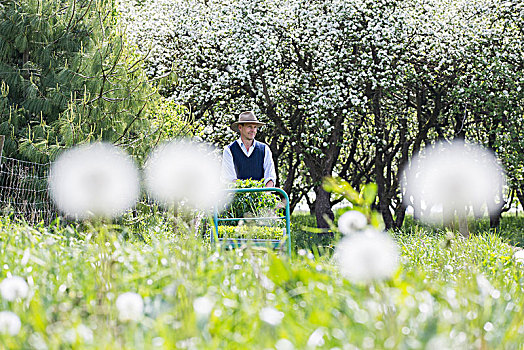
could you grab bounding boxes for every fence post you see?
[0,135,4,166]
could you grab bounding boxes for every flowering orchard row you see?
[119,0,524,230]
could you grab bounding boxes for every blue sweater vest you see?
[229,141,265,181]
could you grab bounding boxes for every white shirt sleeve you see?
[263,145,277,186]
[221,145,237,184]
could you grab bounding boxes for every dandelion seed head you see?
[275,338,294,350]
[0,276,29,301]
[193,296,214,316]
[426,335,452,350]
[335,230,399,283]
[76,324,93,342]
[145,140,229,212]
[513,249,524,264]
[337,210,367,234]
[259,306,284,326]
[153,337,165,347]
[476,274,494,299]
[116,292,144,322]
[0,311,21,336]
[402,140,505,224]
[307,328,325,347]
[64,324,93,344]
[49,143,140,219]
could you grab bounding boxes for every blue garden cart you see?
[212,187,292,256]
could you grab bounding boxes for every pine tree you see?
[0,0,159,163]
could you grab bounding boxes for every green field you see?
[0,215,523,349]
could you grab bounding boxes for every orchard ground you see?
[0,213,522,349]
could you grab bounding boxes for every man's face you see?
[238,123,258,141]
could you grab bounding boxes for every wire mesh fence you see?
[0,154,173,228]
[0,154,164,226]
[0,155,57,224]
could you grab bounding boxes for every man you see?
[221,111,276,187]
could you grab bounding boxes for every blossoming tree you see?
[120,0,410,228]
[121,0,524,229]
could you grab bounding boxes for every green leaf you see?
[361,183,378,206]
[335,206,353,217]
[322,176,360,204]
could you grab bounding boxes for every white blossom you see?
[116,292,144,322]
[144,140,229,212]
[337,210,368,234]
[0,276,29,301]
[0,311,21,336]
[259,306,284,326]
[48,143,140,219]
[335,229,399,283]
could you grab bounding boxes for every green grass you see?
[290,213,337,253]
[0,216,523,349]
[402,215,524,248]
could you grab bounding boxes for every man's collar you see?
[237,138,256,149]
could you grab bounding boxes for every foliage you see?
[216,225,284,240]
[0,0,185,163]
[484,216,524,248]
[221,179,282,225]
[0,217,523,348]
[214,178,287,240]
[291,177,387,253]
[148,98,198,145]
[290,213,336,254]
[323,176,384,230]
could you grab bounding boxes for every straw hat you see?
[230,111,266,133]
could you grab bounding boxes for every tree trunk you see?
[314,186,334,229]
[488,187,505,229]
[306,194,316,217]
[375,148,395,229]
[489,207,502,229]
[516,189,524,216]
[394,204,406,229]
[471,203,483,219]
[412,200,422,221]
[376,177,395,229]
[457,206,469,238]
